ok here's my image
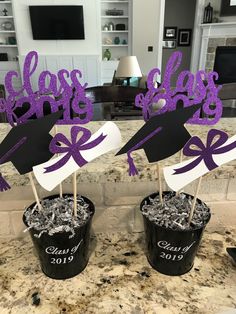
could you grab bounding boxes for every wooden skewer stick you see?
[157,163,163,206]
[176,122,186,196]
[176,149,184,197]
[29,172,42,211]
[59,183,63,199]
[179,148,183,163]
[73,171,77,217]
[188,176,202,225]
[54,125,63,198]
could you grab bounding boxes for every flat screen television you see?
[29,5,85,40]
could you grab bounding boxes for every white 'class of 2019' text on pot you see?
[157,240,196,262]
[44,239,83,264]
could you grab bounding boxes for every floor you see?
[0,226,235,314]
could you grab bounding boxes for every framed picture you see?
[178,29,192,47]
[163,40,176,49]
[163,27,177,40]
[220,0,236,16]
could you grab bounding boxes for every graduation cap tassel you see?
[0,173,11,192]
[188,176,202,225]
[127,152,139,176]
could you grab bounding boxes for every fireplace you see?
[214,46,236,84]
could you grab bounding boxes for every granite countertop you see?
[1,118,236,187]
[0,227,235,314]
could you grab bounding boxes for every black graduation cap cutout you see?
[0,110,63,191]
[226,248,236,264]
[116,102,202,176]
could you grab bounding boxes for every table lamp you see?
[115,56,142,86]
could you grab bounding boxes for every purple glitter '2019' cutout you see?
[1,51,93,126]
[135,51,222,125]
[44,126,107,173]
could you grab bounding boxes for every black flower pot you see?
[140,192,211,276]
[23,194,95,280]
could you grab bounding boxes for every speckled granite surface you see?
[0,228,235,314]
[1,118,236,187]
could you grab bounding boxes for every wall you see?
[1,176,236,239]
[161,0,196,83]
[132,0,164,75]
[12,0,166,83]
[204,0,236,22]
[12,0,100,56]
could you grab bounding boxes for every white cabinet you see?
[0,0,21,94]
[101,60,119,84]
[0,60,20,88]
[18,55,100,90]
[100,0,132,84]
[0,1,18,61]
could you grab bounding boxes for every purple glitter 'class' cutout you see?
[44,126,107,173]
[135,51,222,125]
[174,129,236,174]
[1,51,93,126]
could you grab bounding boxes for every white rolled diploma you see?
[33,121,122,191]
[163,134,236,192]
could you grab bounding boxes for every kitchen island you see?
[0,228,235,314]
[0,119,236,313]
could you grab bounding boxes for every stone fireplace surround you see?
[205,37,236,73]
[199,22,236,72]
[199,22,236,108]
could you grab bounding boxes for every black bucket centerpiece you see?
[140,192,211,276]
[23,194,95,280]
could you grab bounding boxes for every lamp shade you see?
[115,56,142,78]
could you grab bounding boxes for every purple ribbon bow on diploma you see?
[174,129,236,175]
[44,126,106,173]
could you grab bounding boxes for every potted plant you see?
[26,121,121,279]
[116,51,224,275]
[116,105,212,275]
[0,110,96,280]
[161,129,236,275]
[23,193,95,279]
[0,50,122,279]
[140,191,211,275]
